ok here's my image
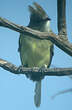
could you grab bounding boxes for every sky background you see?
[0,0,72,110]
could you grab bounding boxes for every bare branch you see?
[0,17,72,56]
[0,58,72,81]
[57,0,68,41]
[51,88,72,99]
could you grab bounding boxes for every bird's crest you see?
[28,2,51,23]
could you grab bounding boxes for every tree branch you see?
[51,88,72,99]
[0,17,72,56]
[57,0,67,37]
[57,0,68,43]
[0,58,72,81]
[0,0,72,81]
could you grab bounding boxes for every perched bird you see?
[18,2,54,107]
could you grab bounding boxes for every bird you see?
[18,2,54,107]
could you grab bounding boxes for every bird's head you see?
[28,2,51,29]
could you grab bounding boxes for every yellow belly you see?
[20,34,53,67]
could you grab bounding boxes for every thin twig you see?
[51,88,72,99]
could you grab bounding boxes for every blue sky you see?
[0,0,72,110]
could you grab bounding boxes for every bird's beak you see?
[45,17,51,21]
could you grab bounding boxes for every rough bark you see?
[0,17,72,56]
[0,58,72,81]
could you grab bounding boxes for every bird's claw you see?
[38,64,47,73]
[38,64,47,80]
[17,65,24,72]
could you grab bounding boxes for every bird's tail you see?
[34,80,41,107]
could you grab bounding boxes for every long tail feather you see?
[34,80,41,107]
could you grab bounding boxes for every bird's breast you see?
[20,34,53,67]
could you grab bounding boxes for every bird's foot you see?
[17,65,25,72]
[39,64,47,72]
[17,65,30,78]
[38,64,47,80]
